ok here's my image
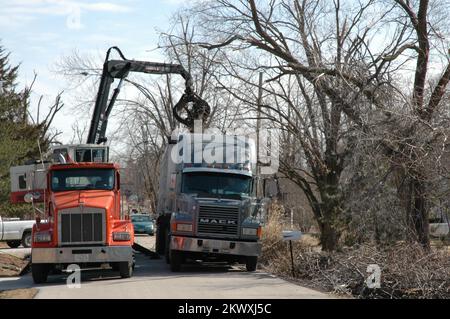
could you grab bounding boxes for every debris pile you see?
[0,253,30,277]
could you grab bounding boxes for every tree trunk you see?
[319,217,340,251]
[407,177,430,249]
[317,177,342,252]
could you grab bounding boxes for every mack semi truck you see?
[155,133,267,272]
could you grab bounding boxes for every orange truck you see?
[22,148,134,283]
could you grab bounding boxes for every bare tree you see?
[188,0,401,250]
[159,14,245,131]
[187,0,450,250]
[383,0,450,249]
[21,73,65,145]
[69,120,88,144]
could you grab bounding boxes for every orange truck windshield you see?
[51,168,115,192]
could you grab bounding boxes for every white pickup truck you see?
[0,216,34,248]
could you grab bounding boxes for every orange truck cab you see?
[24,147,134,283]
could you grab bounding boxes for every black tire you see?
[155,214,170,255]
[32,263,49,284]
[118,261,133,278]
[165,233,171,264]
[21,231,32,248]
[246,256,258,272]
[49,267,62,275]
[110,262,120,271]
[6,240,21,248]
[155,224,166,255]
[169,250,183,272]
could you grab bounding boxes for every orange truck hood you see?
[51,190,115,211]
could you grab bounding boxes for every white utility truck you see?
[0,216,34,248]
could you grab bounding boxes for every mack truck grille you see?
[58,207,105,245]
[197,205,239,236]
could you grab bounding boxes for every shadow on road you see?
[0,249,261,291]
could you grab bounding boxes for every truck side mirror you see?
[24,192,43,223]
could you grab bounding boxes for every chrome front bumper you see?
[31,246,133,264]
[170,236,261,257]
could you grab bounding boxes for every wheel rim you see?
[24,234,31,247]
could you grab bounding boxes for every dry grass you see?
[0,288,37,299]
[261,202,450,299]
[0,253,29,277]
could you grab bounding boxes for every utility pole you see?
[256,72,263,197]
[256,72,263,166]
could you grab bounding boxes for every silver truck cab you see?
[156,133,267,271]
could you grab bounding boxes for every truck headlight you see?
[176,223,193,232]
[242,228,257,236]
[113,232,131,241]
[34,232,52,242]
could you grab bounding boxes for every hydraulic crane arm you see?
[87,46,209,144]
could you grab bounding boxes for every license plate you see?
[74,254,90,262]
[202,245,227,253]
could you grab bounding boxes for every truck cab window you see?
[51,169,115,191]
[92,149,105,162]
[18,175,27,189]
[76,149,92,162]
[182,172,252,199]
[53,148,69,162]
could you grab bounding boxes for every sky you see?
[0,0,188,145]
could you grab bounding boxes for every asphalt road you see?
[0,235,333,299]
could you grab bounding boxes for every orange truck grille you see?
[58,207,105,245]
